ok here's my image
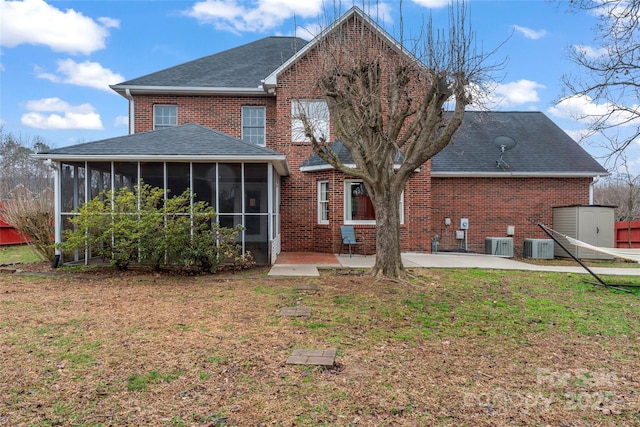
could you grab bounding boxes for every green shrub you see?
[59,183,246,273]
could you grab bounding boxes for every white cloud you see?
[548,94,640,128]
[411,0,451,8]
[183,0,324,32]
[574,44,608,59]
[496,80,544,105]
[36,59,124,92]
[295,23,322,40]
[0,0,119,55]
[563,128,591,143]
[488,79,545,108]
[21,97,103,130]
[513,25,547,40]
[114,115,129,127]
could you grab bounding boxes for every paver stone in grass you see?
[279,306,312,317]
[295,283,319,291]
[286,349,336,367]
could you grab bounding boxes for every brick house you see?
[37,7,607,265]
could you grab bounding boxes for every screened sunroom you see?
[35,124,289,265]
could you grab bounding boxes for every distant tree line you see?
[593,164,640,222]
[0,127,54,199]
[0,127,55,261]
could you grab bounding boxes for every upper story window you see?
[242,106,266,146]
[153,105,177,130]
[292,100,329,143]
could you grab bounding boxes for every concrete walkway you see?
[268,252,640,277]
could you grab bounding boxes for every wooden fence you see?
[614,221,640,248]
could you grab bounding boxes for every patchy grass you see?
[0,244,43,264]
[0,268,638,426]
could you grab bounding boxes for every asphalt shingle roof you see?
[114,37,309,89]
[301,140,404,168]
[300,112,606,175]
[39,124,284,157]
[432,111,607,174]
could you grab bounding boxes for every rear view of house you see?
[37,7,607,266]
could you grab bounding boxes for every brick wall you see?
[133,95,277,145]
[125,23,594,257]
[271,16,437,254]
[430,176,592,255]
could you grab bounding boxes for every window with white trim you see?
[344,180,404,225]
[291,99,329,142]
[242,106,266,146]
[153,105,177,129]
[318,180,329,224]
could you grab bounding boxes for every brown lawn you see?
[0,264,639,426]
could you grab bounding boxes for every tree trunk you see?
[370,188,405,279]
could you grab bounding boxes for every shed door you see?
[579,209,599,258]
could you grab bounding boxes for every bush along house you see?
[36,7,608,266]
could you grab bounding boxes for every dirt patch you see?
[1,268,638,426]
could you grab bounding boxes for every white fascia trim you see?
[110,85,270,97]
[300,163,417,172]
[300,164,350,172]
[34,154,290,176]
[431,172,609,178]
[262,6,407,89]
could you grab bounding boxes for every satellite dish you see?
[493,136,517,169]
[493,136,517,153]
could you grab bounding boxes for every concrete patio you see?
[268,251,640,277]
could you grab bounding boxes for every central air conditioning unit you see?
[523,238,554,259]
[485,237,514,257]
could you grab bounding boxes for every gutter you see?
[32,154,291,176]
[431,171,610,178]
[110,85,270,97]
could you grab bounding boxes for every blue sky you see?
[0,0,627,172]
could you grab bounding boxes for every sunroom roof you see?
[36,124,290,175]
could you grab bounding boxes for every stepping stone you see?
[296,283,319,291]
[286,349,337,367]
[279,306,312,317]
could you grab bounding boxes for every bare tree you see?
[561,0,640,164]
[0,127,54,199]
[593,157,640,247]
[295,3,500,278]
[1,191,55,261]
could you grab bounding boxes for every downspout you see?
[125,88,135,134]
[589,175,601,204]
[52,160,62,266]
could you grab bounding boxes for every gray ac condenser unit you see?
[523,238,554,259]
[485,237,514,257]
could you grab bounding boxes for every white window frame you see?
[291,99,329,142]
[242,106,266,146]
[344,180,404,225]
[318,180,329,224]
[153,105,177,130]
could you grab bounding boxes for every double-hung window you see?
[242,106,266,146]
[318,181,329,224]
[291,100,329,142]
[153,105,177,130]
[344,180,404,225]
